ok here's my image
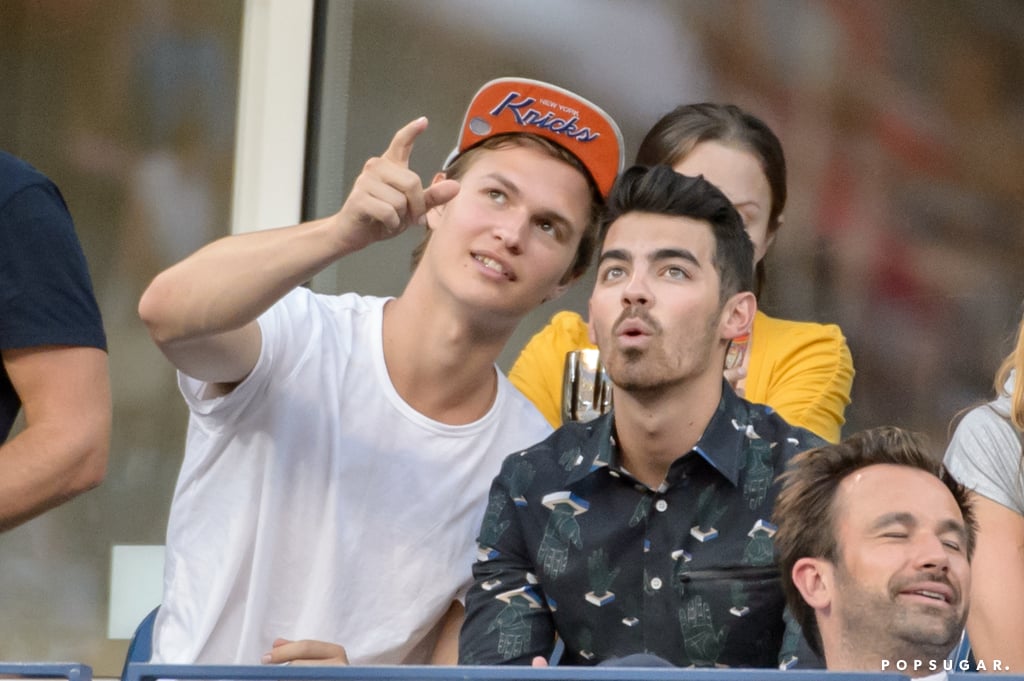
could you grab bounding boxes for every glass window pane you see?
[308,0,1024,446]
[0,1,242,673]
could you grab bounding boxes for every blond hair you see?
[995,311,1024,430]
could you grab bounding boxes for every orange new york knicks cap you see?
[446,77,624,198]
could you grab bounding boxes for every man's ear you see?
[792,557,833,611]
[425,171,450,224]
[720,290,757,341]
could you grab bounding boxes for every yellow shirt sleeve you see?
[745,311,855,443]
[508,311,595,428]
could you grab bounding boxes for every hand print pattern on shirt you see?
[461,387,828,667]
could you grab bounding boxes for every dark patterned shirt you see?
[459,385,827,667]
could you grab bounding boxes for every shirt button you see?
[650,577,663,590]
[655,499,668,512]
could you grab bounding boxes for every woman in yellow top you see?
[509,103,854,442]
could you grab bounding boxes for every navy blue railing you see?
[0,663,92,681]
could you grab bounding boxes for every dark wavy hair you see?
[635,103,786,297]
[600,164,754,302]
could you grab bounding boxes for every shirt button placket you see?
[646,496,668,593]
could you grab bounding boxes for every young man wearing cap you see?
[139,78,623,666]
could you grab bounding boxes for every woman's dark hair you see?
[635,103,786,296]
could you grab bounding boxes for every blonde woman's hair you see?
[995,311,1024,431]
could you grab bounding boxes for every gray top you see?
[944,372,1024,515]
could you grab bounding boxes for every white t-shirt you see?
[152,289,552,664]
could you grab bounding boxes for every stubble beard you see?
[887,571,965,656]
[603,319,718,394]
[606,346,675,393]
[834,564,965,665]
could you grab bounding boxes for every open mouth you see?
[473,253,514,281]
[617,322,651,339]
[613,307,660,338]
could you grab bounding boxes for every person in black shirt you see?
[460,165,826,667]
[0,152,109,531]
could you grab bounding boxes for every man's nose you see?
[492,210,528,254]
[915,533,952,572]
[622,271,652,307]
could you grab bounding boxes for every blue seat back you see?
[121,606,160,680]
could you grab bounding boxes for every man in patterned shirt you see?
[460,165,827,667]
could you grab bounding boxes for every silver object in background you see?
[562,349,613,423]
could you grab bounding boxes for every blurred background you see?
[1,0,1022,673]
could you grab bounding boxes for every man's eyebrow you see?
[649,248,700,267]
[869,512,916,531]
[937,517,968,544]
[481,172,521,198]
[598,248,631,266]
[481,172,574,231]
[598,248,702,268]
[869,512,968,542]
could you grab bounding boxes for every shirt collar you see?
[689,382,750,487]
[562,382,751,488]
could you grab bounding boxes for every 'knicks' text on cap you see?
[490,91,600,143]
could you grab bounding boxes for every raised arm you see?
[138,117,459,386]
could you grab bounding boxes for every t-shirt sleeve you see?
[179,288,328,426]
[0,182,106,351]
[944,405,1024,515]
[750,317,852,443]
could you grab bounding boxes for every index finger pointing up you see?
[381,116,429,166]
